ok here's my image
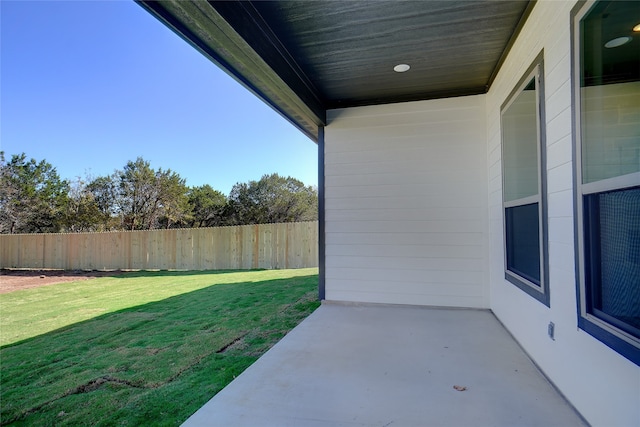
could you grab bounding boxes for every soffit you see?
[138,0,534,141]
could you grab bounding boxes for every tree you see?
[0,152,69,233]
[115,157,189,230]
[227,173,317,225]
[86,175,119,230]
[187,185,227,227]
[156,168,190,229]
[116,158,156,230]
[60,177,99,232]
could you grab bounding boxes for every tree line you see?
[0,153,317,234]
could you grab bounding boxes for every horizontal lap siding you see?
[325,95,488,308]
[486,1,639,425]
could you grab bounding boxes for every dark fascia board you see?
[211,2,326,118]
[136,0,326,142]
[486,0,538,90]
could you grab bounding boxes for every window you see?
[501,53,549,305]
[573,0,640,365]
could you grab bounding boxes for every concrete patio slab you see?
[182,303,586,427]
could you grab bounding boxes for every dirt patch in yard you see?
[0,270,128,294]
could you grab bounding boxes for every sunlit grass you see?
[0,269,319,426]
[0,268,316,345]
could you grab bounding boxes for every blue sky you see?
[1,0,318,195]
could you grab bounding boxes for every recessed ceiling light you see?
[633,23,640,32]
[604,36,632,48]
[393,64,410,73]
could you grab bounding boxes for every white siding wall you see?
[325,95,488,308]
[322,2,639,423]
[486,1,640,426]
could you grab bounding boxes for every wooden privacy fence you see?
[0,222,318,271]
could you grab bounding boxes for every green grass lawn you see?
[0,269,320,426]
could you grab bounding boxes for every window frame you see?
[572,0,640,365]
[500,52,550,306]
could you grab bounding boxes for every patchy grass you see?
[0,269,319,426]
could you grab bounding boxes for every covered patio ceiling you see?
[138,0,534,141]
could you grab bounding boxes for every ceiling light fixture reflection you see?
[604,36,632,48]
[633,23,640,32]
[393,64,410,73]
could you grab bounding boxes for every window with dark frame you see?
[500,54,549,306]
[574,0,640,365]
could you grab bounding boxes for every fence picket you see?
[0,222,318,271]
